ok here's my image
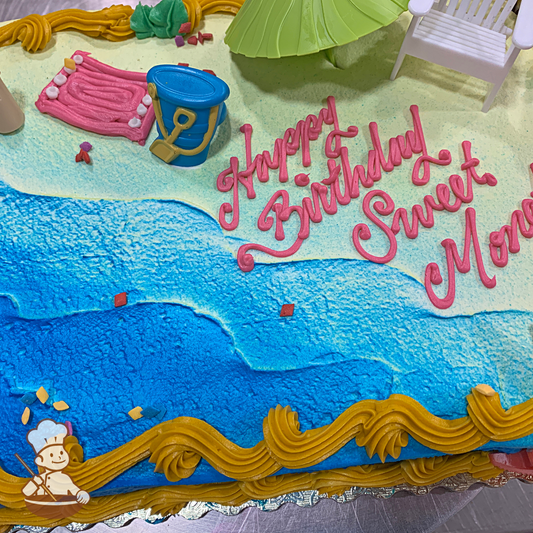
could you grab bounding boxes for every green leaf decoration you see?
[131,0,189,40]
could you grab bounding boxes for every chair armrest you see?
[408,0,435,17]
[513,0,533,50]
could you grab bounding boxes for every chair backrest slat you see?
[491,0,517,31]
[469,0,496,22]
[455,0,475,19]
[445,0,461,15]
[436,0,517,33]
[480,0,512,28]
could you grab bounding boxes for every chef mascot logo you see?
[19,419,90,519]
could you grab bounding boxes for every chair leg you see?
[482,46,520,112]
[391,16,419,81]
[482,79,504,113]
[390,52,406,81]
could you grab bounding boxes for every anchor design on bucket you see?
[147,65,230,167]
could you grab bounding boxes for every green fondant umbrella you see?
[225,0,409,58]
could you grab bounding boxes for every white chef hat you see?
[27,419,68,455]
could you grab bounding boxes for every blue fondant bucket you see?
[147,65,230,167]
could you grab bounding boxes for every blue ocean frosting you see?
[0,181,532,492]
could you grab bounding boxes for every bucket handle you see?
[148,82,220,164]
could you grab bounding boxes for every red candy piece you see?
[280,304,295,317]
[187,36,198,45]
[198,32,204,44]
[75,148,91,164]
[114,292,128,308]
[202,33,213,41]
[202,69,217,77]
[179,22,192,34]
[178,63,190,67]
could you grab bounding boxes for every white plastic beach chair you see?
[390,0,533,111]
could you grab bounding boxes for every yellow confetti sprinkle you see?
[21,407,30,425]
[474,384,496,397]
[36,386,49,404]
[53,401,69,411]
[128,406,143,420]
[64,57,76,70]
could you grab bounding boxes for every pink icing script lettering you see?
[217,98,449,271]
[216,99,533,309]
[353,141,497,264]
[425,207,496,309]
[424,193,533,309]
[216,98,449,234]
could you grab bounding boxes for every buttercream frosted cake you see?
[0,3,533,529]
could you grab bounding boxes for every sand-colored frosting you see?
[1,388,532,528]
[0,5,135,53]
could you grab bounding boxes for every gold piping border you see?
[0,6,135,53]
[0,387,529,528]
[0,1,247,53]
[0,451,503,530]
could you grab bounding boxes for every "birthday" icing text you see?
[216,98,533,309]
